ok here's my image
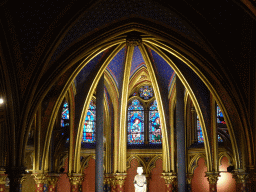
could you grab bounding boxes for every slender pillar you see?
[161,173,177,192]
[233,171,247,192]
[205,172,219,192]
[32,173,47,192]
[8,167,26,192]
[186,174,193,192]
[68,174,84,192]
[176,77,186,191]
[96,75,104,192]
[47,173,59,192]
[114,173,127,192]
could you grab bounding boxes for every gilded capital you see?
[104,175,112,185]
[233,172,248,184]
[68,174,84,186]
[205,172,219,184]
[161,172,177,184]
[47,174,60,186]
[32,173,47,184]
[0,174,7,185]
[114,173,127,187]
[186,174,193,185]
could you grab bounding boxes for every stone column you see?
[32,173,47,192]
[205,172,219,192]
[96,75,104,192]
[7,167,26,192]
[176,77,186,191]
[246,167,256,192]
[47,173,59,192]
[233,172,247,192]
[186,174,193,192]
[161,173,177,192]
[0,171,7,192]
[114,173,126,192]
[68,174,84,192]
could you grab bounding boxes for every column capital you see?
[232,171,248,184]
[68,173,84,186]
[0,172,7,185]
[47,173,60,186]
[32,173,47,184]
[161,172,177,184]
[205,172,220,184]
[186,174,193,185]
[104,174,112,185]
[114,173,127,187]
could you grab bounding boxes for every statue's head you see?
[137,167,143,174]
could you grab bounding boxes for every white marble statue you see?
[134,167,147,192]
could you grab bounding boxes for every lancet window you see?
[149,100,162,144]
[127,86,162,146]
[61,101,69,127]
[127,99,145,144]
[82,100,96,143]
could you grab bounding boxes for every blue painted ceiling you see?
[51,0,201,62]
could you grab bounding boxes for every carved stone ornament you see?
[47,174,60,186]
[68,174,84,186]
[32,173,47,184]
[186,174,194,185]
[233,172,248,184]
[205,172,219,184]
[114,173,127,186]
[161,172,177,184]
[0,174,7,185]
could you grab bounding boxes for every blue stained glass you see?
[128,99,144,144]
[61,101,69,127]
[217,105,226,125]
[149,100,162,144]
[218,134,223,142]
[197,116,204,143]
[83,101,96,143]
[139,86,153,100]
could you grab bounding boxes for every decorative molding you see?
[32,173,47,184]
[161,172,177,184]
[114,173,127,187]
[0,174,7,185]
[47,173,60,186]
[68,173,84,186]
[205,172,220,184]
[232,171,248,184]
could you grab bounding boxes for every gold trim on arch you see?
[139,43,171,172]
[74,43,126,172]
[143,41,212,171]
[143,39,240,170]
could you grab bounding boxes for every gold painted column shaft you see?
[139,43,171,172]
[35,105,41,171]
[118,41,135,173]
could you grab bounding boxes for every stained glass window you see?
[139,86,153,100]
[218,134,223,142]
[217,104,226,125]
[127,99,144,144]
[149,100,162,144]
[83,100,96,143]
[61,101,69,127]
[197,115,204,143]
